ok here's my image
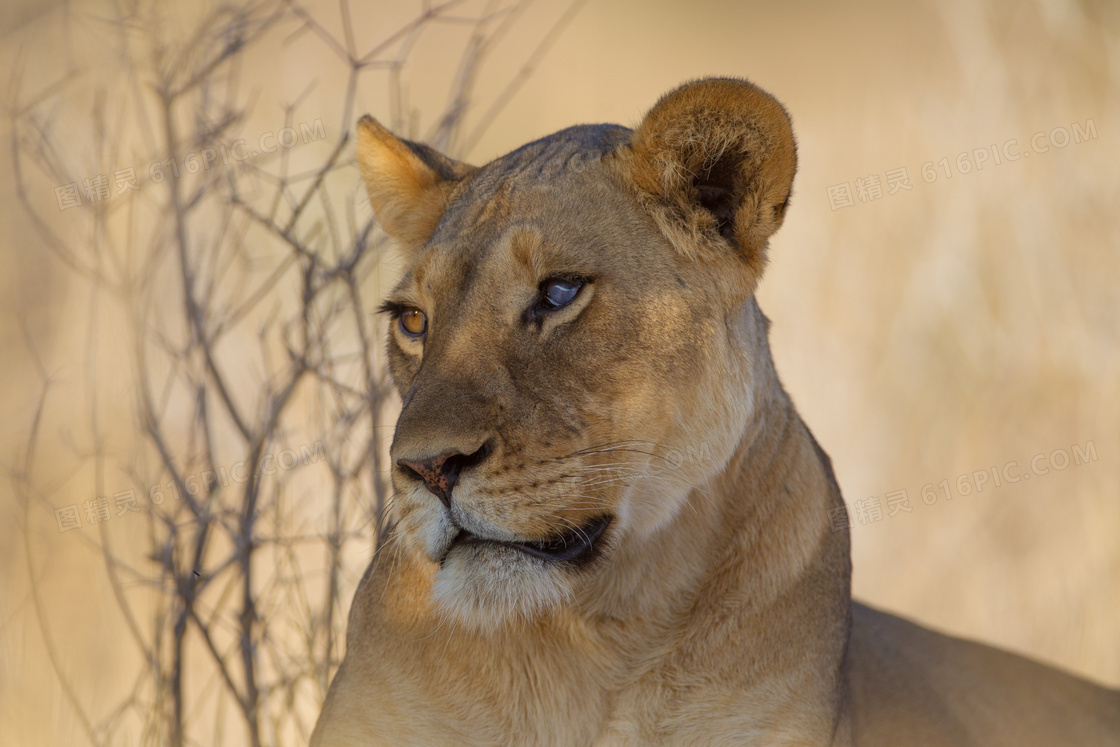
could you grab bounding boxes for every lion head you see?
[358,78,797,629]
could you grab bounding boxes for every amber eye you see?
[399,308,427,337]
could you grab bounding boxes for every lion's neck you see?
[584,304,850,629]
[571,306,852,735]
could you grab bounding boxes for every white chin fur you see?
[431,544,573,631]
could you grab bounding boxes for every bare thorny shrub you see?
[8,0,583,744]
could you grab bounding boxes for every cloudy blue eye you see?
[543,278,582,308]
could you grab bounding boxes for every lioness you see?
[312,78,1120,745]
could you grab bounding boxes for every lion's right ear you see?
[356,116,475,248]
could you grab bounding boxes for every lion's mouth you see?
[449,514,612,565]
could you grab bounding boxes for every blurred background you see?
[1,0,1117,744]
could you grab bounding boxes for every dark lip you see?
[450,514,612,564]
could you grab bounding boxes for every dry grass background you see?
[0,0,1117,744]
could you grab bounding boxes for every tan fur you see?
[355,116,475,248]
[313,79,1120,745]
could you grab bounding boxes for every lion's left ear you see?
[356,116,476,249]
[619,78,797,279]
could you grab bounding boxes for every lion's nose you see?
[397,442,492,507]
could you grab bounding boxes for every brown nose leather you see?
[398,453,458,506]
[397,443,491,507]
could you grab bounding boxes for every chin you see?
[431,544,575,632]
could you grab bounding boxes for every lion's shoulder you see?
[847,602,1120,746]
